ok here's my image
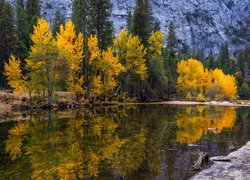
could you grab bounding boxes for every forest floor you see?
[191,141,250,180]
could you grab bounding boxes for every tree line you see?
[0,0,249,103]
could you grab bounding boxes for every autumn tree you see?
[4,55,26,95]
[145,31,168,99]
[88,35,125,99]
[56,21,85,102]
[26,18,60,105]
[210,69,237,100]
[113,29,147,95]
[177,58,210,100]
[177,58,237,100]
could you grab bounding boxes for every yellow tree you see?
[56,21,85,102]
[113,29,147,85]
[146,31,168,99]
[148,31,164,56]
[4,55,26,95]
[177,58,210,100]
[210,69,237,99]
[26,18,61,105]
[88,35,125,99]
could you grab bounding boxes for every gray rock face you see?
[191,141,250,180]
[8,0,250,55]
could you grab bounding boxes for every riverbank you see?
[192,141,250,179]
[1,91,250,114]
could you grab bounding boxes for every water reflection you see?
[1,105,250,179]
[176,106,236,144]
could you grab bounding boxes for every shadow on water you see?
[0,105,250,179]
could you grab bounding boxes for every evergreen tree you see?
[166,21,177,61]
[131,0,154,46]
[52,10,65,36]
[164,21,178,98]
[218,43,233,74]
[26,0,40,21]
[153,19,161,31]
[127,11,133,33]
[72,0,89,78]
[16,0,29,61]
[72,0,89,34]
[26,0,41,34]
[88,0,114,50]
[0,1,17,87]
[206,50,216,69]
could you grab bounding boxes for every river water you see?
[0,105,250,179]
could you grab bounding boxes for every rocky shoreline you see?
[192,141,250,180]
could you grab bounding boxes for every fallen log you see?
[192,151,209,171]
[210,156,231,162]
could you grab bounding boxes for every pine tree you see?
[206,50,215,70]
[16,0,29,61]
[72,0,89,33]
[127,11,133,33]
[0,1,17,87]
[26,0,41,34]
[164,21,178,98]
[26,0,40,21]
[146,31,168,99]
[131,0,154,46]
[52,10,65,36]
[153,19,161,31]
[218,43,233,74]
[88,0,114,50]
[72,0,89,79]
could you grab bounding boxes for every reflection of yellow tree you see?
[176,106,236,144]
[86,115,125,177]
[27,116,85,180]
[5,122,29,161]
[115,129,146,177]
[211,107,236,134]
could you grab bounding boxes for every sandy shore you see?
[125,100,250,107]
[191,141,250,180]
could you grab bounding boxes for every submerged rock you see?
[191,141,250,180]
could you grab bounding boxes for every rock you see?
[7,0,250,55]
[191,141,250,179]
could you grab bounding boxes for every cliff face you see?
[9,0,250,54]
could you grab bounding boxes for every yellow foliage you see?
[91,76,102,98]
[5,123,29,161]
[211,69,237,99]
[26,17,60,102]
[177,59,209,98]
[88,35,101,64]
[148,31,164,56]
[4,55,26,95]
[177,59,237,100]
[176,106,237,144]
[56,21,85,101]
[88,151,100,177]
[114,29,147,79]
[88,36,125,97]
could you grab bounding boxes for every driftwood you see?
[210,156,231,162]
[192,151,209,171]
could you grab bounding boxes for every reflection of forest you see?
[176,106,237,144]
[1,106,250,179]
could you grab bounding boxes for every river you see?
[0,105,250,179]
